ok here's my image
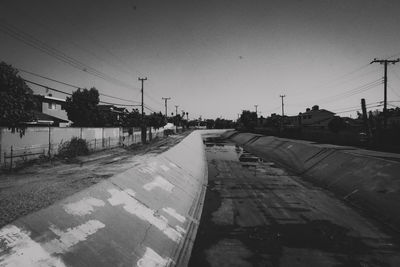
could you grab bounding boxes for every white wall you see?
[0,126,166,168]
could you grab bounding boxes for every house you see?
[98,105,128,126]
[26,111,69,126]
[31,94,70,126]
[286,105,335,129]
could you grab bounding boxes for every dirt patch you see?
[0,132,190,228]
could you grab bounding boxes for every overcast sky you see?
[1,0,400,120]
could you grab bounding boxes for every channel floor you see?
[188,136,400,267]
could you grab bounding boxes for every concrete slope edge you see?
[229,131,400,232]
[0,130,209,267]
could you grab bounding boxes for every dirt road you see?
[189,136,400,267]
[0,132,190,228]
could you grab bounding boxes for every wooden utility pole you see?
[175,105,179,132]
[175,105,179,117]
[279,95,286,117]
[361,98,372,140]
[162,97,171,118]
[254,105,258,115]
[279,94,286,130]
[370,58,399,128]
[139,77,147,143]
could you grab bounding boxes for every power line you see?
[0,20,139,92]
[304,63,372,93]
[23,79,142,107]
[388,85,400,99]
[312,65,380,92]
[3,2,138,79]
[306,79,383,105]
[19,68,81,89]
[331,101,382,113]
[19,68,141,104]
[334,104,383,115]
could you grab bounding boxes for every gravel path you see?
[0,132,190,228]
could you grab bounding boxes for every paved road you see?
[189,136,400,267]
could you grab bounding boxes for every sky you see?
[1,0,400,120]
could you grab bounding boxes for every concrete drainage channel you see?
[1,129,400,266]
[225,130,400,233]
[189,131,400,266]
[0,130,226,267]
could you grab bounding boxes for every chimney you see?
[312,105,319,111]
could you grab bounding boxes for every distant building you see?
[31,94,70,126]
[98,105,128,126]
[286,105,335,129]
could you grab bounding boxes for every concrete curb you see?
[0,131,209,267]
[229,132,400,232]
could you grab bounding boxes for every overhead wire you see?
[19,69,141,104]
[3,2,140,79]
[0,19,139,92]
[303,63,372,93]
[330,101,382,112]
[23,79,145,107]
[334,104,383,115]
[307,78,383,105]
[3,5,167,110]
[388,85,400,98]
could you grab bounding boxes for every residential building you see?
[31,94,70,126]
[286,105,335,129]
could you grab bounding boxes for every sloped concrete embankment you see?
[229,132,400,231]
[0,131,208,267]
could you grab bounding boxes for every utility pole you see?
[138,77,147,143]
[162,97,171,118]
[279,94,286,131]
[175,105,179,117]
[279,95,286,117]
[361,98,372,141]
[174,105,179,132]
[370,58,399,128]
[254,105,258,115]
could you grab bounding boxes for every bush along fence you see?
[0,126,177,170]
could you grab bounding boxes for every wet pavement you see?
[189,135,400,267]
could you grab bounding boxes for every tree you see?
[206,119,215,129]
[239,110,258,130]
[146,112,166,129]
[65,87,100,126]
[0,62,36,135]
[122,108,141,127]
[215,118,235,129]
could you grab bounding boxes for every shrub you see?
[58,137,89,158]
